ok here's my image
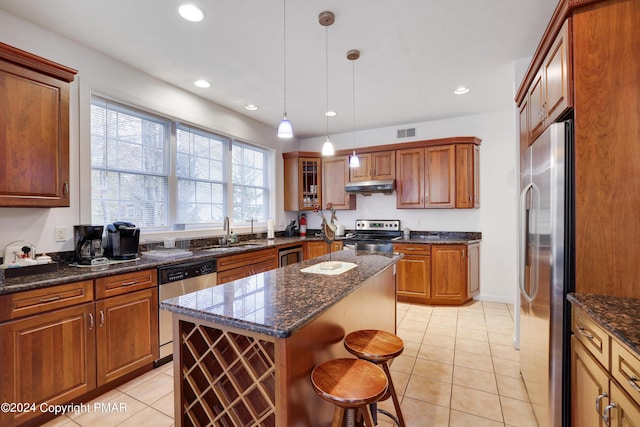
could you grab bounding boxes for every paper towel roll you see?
[267,219,275,239]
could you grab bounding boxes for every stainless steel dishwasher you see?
[157,258,217,365]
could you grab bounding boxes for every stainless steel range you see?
[343,219,401,253]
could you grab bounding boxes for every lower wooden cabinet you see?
[0,302,96,427]
[395,243,431,304]
[217,248,278,284]
[304,240,343,260]
[571,305,640,426]
[95,287,158,386]
[394,243,480,305]
[0,271,158,427]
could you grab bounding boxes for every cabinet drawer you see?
[393,243,431,255]
[573,307,611,369]
[612,340,640,405]
[217,248,277,272]
[0,280,93,321]
[95,269,157,299]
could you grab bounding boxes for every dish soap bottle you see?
[230,230,237,244]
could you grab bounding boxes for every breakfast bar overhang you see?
[160,249,402,426]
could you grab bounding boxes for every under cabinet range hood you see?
[345,179,395,195]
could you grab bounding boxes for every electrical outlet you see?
[55,226,67,242]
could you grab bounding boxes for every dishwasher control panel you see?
[158,259,217,284]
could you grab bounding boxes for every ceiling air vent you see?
[396,128,416,138]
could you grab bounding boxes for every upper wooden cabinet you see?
[0,42,77,207]
[349,151,395,182]
[283,152,321,211]
[322,155,356,210]
[396,143,478,209]
[456,144,480,208]
[518,19,571,149]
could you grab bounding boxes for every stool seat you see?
[344,329,404,362]
[344,329,406,427]
[311,358,388,426]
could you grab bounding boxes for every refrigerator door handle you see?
[519,182,539,303]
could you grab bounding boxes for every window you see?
[176,126,228,225]
[90,95,270,230]
[90,98,170,227]
[232,141,269,224]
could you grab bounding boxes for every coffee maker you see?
[74,225,105,265]
[105,222,140,260]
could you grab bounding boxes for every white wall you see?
[300,110,519,303]
[0,10,297,254]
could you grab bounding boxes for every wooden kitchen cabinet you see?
[322,155,355,210]
[0,42,77,207]
[305,240,343,260]
[394,243,479,305]
[349,151,395,182]
[524,19,571,145]
[456,144,480,208]
[283,152,321,211]
[570,305,640,426]
[396,143,478,209]
[394,243,431,304]
[0,280,95,427]
[95,287,158,386]
[216,248,278,284]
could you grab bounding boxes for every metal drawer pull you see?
[121,280,139,286]
[89,313,94,330]
[595,392,608,416]
[39,295,62,303]
[577,326,594,340]
[603,403,617,427]
[99,310,105,327]
[629,375,640,392]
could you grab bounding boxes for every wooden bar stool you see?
[344,330,406,427]
[311,358,388,427]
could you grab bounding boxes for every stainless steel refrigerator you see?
[519,121,573,427]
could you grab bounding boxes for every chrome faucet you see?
[223,216,230,238]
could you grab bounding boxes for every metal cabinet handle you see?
[63,182,69,196]
[595,392,608,418]
[99,310,105,327]
[603,403,617,427]
[577,325,594,340]
[89,313,94,330]
[39,295,62,303]
[630,375,640,393]
[121,280,139,287]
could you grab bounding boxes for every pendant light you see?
[320,11,335,156]
[347,49,360,168]
[277,0,293,138]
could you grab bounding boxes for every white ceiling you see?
[0,0,557,139]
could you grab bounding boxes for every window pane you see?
[176,125,228,225]
[90,97,169,227]
[232,142,268,223]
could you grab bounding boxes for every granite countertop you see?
[0,237,315,296]
[567,293,640,357]
[160,250,402,338]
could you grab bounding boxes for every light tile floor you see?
[43,300,536,427]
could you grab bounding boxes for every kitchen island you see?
[160,249,401,427]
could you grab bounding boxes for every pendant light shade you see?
[277,0,293,139]
[347,49,360,167]
[322,138,335,156]
[349,150,360,167]
[320,11,335,156]
[278,114,293,138]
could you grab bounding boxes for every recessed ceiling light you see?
[179,4,204,22]
[325,111,336,117]
[194,80,211,88]
[244,104,259,111]
[454,86,470,95]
